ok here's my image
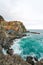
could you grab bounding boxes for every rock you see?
[30,32,40,34]
[7,49,13,55]
[0,20,26,33]
[2,38,13,49]
[26,56,38,65]
[0,54,31,65]
[0,32,13,49]
[34,57,38,61]
[26,56,34,65]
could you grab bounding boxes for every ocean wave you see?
[11,39,23,55]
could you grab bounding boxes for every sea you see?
[3,29,43,61]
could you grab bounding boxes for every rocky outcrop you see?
[26,56,38,65]
[30,32,40,34]
[0,16,26,33]
[7,49,14,55]
[26,56,43,65]
[26,56,34,65]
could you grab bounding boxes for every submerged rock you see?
[30,32,40,34]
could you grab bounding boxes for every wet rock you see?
[34,57,38,61]
[26,56,33,61]
[7,49,13,55]
[26,56,34,65]
[26,56,38,65]
[0,37,13,49]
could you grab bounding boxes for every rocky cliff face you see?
[0,16,26,33]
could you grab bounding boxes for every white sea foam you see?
[2,48,7,55]
[11,39,23,55]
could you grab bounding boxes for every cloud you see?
[0,0,43,29]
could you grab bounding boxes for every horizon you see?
[0,0,43,29]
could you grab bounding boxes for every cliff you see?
[0,16,26,33]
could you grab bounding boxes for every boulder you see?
[7,49,13,55]
[34,57,38,61]
[26,56,34,65]
[26,56,38,65]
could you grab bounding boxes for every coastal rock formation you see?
[0,16,26,33]
[26,56,38,65]
[7,49,14,55]
[26,56,34,65]
[26,56,43,65]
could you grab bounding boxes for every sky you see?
[0,0,43,29]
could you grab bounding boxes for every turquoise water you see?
[10,30,43,60]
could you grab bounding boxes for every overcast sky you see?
[0,0,43,29]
